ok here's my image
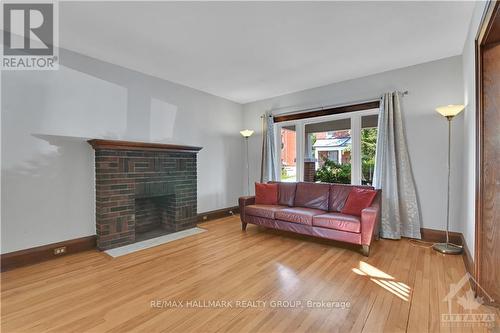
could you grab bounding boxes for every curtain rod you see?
[260,90,409,118]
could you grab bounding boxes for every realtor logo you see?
[2,2,58,70]
[441,272,496,328]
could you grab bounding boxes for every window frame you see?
[274,108,379,185]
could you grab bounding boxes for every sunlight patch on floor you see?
[352,261,411,301]
[275,263,301,291]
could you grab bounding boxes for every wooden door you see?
[476,0,500,306]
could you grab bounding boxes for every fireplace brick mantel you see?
[88,139,202,250]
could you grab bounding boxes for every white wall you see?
[243,56,465,233]
[461,1,488,257]
[1,48,244,254]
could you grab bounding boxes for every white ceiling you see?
[60,1,475,104]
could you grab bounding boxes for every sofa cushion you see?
[275,207,325,226]
[341,188,378,216]
[278,182,297,206]
[313,212,361,233]
[329,184,352,212]
[245,205,286,219]
[294,182,330,210]
[255,183,279,205]
[329,184,374,212]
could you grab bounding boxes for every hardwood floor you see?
[1,216,498,332]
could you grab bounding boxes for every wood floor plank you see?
[1,216,498,333]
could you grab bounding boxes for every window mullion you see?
[351,115,361,185]
[296,122,304,182]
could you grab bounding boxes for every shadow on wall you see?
[1,134,95,253]
[1,49,181,252]
[1,46,244,252]
[197,132,243,211]
[60,48,180,143]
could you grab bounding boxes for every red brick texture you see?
[92,149,198,250]
[304,161,316,182]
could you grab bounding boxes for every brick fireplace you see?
[88,139,202,250]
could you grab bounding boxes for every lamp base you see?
[432,242,463,255]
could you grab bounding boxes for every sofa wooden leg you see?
[361,245,370,257]
[242,222,247,231]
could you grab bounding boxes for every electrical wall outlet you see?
[228,210,234,215]
[202,215,208,221]
[53,246,66,255]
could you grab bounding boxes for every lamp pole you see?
[240,130,254,195]
[433,105,464,255]
[446,116,451,245]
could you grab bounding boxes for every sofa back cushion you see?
[329,184,374,212]
[278,182,297,207]
[294,182,330,210]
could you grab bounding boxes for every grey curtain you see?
[260,112,278,182]
[373,92,421,239]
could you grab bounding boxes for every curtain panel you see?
[373,92,422,239]
[260,112,278,183]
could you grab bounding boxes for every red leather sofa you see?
[239,182,381,256]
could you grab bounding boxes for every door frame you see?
[474,0,499,305]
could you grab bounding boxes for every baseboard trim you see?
[1,236,97,272]
[0,221,470,273]
[420,228,463,245]
[0,206,239,272]
[461,234,474,277]
[420,228,474,281]
[197,206,239,223]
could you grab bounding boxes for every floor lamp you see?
[240,129,254,195]
[433,104,464,255]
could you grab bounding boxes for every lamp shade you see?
[435,105,465,118]
[240,129,254,138]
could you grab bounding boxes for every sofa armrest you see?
[238,196,255,223]
[360,191,381,246]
